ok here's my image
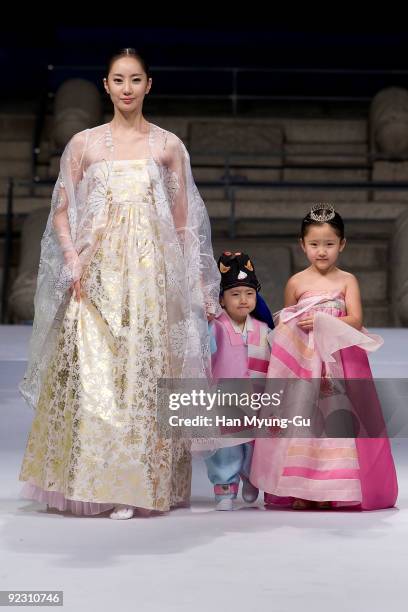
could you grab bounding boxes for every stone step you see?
[31,183,53,197]
[0,139,51,168]
[0,160,32,179]
[0,113,369,144]
[283,167,369,182]
[132,115,369,146]
[187,117,368,147]
[0,237,21,267]
[0,141,32,160]
[189,121,284,156]
[0,196,50,215]
[354,270,388,303]
[0,180,53,197]
[212,218,395,240]
[201,187,371,202]
[284,142,368,166]
[192,166,282,182]
[0,265,18,294]
[205,199,407,221]
[363,305,391,327]
[192,155,370,180]
[0,114,35,140]
[281,118,367,144]
[0,180,29,197]
[291,241,388,270]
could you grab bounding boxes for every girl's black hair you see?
[301,205,345,240]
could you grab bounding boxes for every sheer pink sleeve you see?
[52,131,87,284]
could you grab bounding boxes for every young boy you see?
[205,251,274,510]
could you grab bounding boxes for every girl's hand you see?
[297,316,314,331]
[70,279,81,302]
[207,313,215,322]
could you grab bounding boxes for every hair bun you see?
[119,47,137,55]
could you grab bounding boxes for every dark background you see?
[2,23,408,107]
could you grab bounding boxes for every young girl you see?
[250,204,398,510]
[204,251,274,510]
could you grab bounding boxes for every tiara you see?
[310,203,336,223]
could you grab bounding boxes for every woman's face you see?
[104,56,152,113]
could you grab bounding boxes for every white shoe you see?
[242,479,259,503]
[110,505,134,520]
[215,498,234,511]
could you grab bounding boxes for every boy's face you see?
[220,286,257,323]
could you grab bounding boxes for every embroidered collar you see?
[218,311,260,346]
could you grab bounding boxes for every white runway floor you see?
[1,325,407,612]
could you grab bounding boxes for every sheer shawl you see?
[20,123,221,408]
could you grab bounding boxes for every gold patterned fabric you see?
[20,160,191,512]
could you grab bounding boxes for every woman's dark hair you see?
[107,48,150,78]
[301,204,345,240]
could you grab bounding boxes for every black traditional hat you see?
[217,251,261,292]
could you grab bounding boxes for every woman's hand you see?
[70,279,81,302]
[297,316,314,331]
